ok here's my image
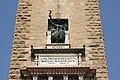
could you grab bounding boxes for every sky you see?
[0,0,119,80]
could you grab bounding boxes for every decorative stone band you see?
[20,67,96,78]
[46,43,70,49]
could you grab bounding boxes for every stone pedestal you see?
[47,31,51,44]
[46,43,70,49]
[65,31,69,44]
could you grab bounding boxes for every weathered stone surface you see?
[9,0,108,80]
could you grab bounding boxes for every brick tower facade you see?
[9,0,108,80]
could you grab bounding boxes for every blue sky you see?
[0,0,119,80]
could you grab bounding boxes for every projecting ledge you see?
[31,45,85,57]
[20,67,96,78]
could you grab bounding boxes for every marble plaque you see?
[39,56,77,65]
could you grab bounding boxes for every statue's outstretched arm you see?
[48,10,52,24]
[52,22,59,27]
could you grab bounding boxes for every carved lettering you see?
[39,57,77,65]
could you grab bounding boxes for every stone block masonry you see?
[9,0,108,80]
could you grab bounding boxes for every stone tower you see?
[9,0,108,80]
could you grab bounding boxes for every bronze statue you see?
[48,10,66,43]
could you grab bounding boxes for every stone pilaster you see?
[78,75,84,80]
[33,76,38,80]
[48,76,53,80]
[63,75,68,80]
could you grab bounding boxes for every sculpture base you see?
[46,43,70,49]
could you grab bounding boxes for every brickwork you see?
[9,0,108,80]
